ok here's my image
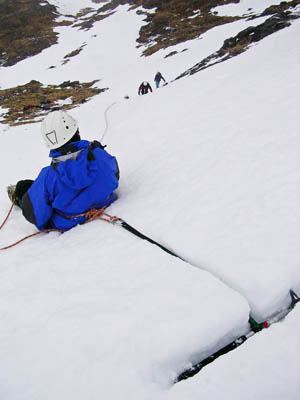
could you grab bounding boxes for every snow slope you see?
[212,0,285,16]
[0,0,299,399]
[107,17,300,320]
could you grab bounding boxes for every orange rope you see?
[0,201,15,230]
[0,229,63,250]
[82,208,118,224]
[0,207,118,251]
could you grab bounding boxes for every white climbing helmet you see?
[41,110,79,150]
[143,81,148,85]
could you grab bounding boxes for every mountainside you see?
[0,1,300,399]
[0,0,58,67]
[1,0,299,126]
[1,1,299,65]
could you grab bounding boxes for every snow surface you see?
[0,1,299,399]
[212,0,284,16]
[47,0,96,15]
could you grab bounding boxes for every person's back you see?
[13,110,119,231]
[155,72,162,81]
[154,72,166,88]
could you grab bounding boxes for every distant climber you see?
[8,110,120,231]
[154,72,166,88]
[138,81,152,95]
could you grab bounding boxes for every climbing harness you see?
[0,207,112,250]
[64,208,118,224]
[0,202,180,257]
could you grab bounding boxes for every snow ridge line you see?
[107,217,300,381]
[2,204,299,382]
[113,216,299,325]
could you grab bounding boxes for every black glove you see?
[91,140,106,150]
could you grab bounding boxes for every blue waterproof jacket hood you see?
[21,140,119,231]
[50,141,100,190]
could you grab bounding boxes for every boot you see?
[7,184,16,203]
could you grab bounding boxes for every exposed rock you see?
[164,51,178,58]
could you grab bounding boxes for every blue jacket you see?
[22,140,119,231]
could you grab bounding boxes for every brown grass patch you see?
[0,0,59,67]
[0,80,107,126]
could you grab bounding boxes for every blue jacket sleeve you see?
[21,167,53,230]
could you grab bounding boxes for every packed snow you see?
[0,0,299,399]
[46,0,96,15]
[212,0,285,16]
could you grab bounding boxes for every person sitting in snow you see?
[154,72,166,88]
[138,81,152,95]
[9,110,120,231]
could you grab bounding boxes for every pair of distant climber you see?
[138,71,166,95]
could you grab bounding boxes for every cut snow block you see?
[0,222,249,399]
[163,298,300,400]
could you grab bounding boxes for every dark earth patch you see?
[0,0,59,67]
